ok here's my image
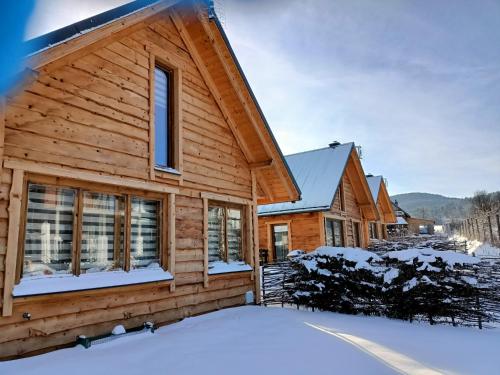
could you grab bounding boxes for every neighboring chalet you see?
[258,142,379,262]
[387,200,435,236]
[0,0,300,358]
[366,175,397,240]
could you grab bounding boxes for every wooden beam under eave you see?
[195,11,299,203]
[249,159,273,170]
[170,11,254,165]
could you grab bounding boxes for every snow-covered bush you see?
[381,249,481,325]
[290,247,385,316]
[286,246,499,327]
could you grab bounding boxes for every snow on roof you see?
[258,143,354,215]
[395,217,408,225]
[366,175,383,203]
[25,0,168,56]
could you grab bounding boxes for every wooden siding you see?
[0,170,11,312]
[258,212,323,261]
[0,10,263,358]
[258,170,372,257]
[323,173,365,247]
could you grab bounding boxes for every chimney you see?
[366,173,374,177]
[329,141,341,148]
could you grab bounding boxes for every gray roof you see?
[258,143,354,215]
[366,175,383,204]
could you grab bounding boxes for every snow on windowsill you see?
[208,261,252,275]
[13,267,173,297]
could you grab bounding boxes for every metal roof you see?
[24,0,165,56]
[366,175,383,204]
[258,143,354,216]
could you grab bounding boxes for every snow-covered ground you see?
[451,234,500,258]
[2,306,499,375]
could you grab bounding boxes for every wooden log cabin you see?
[0,0,301,358]
[258,142,379,262]
[365,175,397,241]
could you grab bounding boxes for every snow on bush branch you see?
[288,246,499,327]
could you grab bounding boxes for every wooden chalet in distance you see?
[366,175,397,240]
[258,142,379,262]
[0,0,300,358]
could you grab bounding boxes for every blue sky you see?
[27,0,500,197]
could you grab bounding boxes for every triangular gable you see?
[259,142,379,221]
[367,175,396,223]
[379,180,397,223]
[20,0,300,205]
[342,148,379,221]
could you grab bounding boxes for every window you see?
[353,221,361,247]
[208,204,243,263]
[21,182,164,279]
[272,224,289,262]
[338,181,346,212]
[23,184,76,277]
[81,192,124,274]
[130,197,160,269]
[325,218,344,247]
[369,222,378,240]
[154,66,174,169]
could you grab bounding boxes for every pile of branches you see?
[287,247,500,328]
[369,236,468,255]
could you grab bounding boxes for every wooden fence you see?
[455,210,500,246]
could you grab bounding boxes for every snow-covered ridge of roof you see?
[258,143,354,215]
[366,175,383,203]
[394,217,408,225]
[24,0,169,56]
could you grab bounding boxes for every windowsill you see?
[155,166,181,175]
[13,267,174,297]
[208,261,253,275]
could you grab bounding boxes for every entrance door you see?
[271,224,289,262]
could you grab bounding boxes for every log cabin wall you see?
[0,10,261,359]
[258,172,370,262]
[322,173,366,248]
[0,170,11,314]
[258,211,322,262]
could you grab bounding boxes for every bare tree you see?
[470,191,496,215]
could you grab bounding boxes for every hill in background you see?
[390,192,471,224]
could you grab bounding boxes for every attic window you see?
[154,65,174,170]
[339,180,346,212]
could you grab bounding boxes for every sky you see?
[26,0,500,198]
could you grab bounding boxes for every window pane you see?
[208,206,225,262]
[333,220,344,247]
[272,224,289,262]
[23,184,75,277]
[154,67,170,168]
[131,197,160,269]
[81,192,124,273]
[227,208,242,262]
[325,220,334,247]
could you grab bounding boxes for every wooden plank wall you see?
[258,212,322,261]
[326,173,363,247]
[0,170,12,312]
[0,13,257,358]
[5,16,252,200]
[258,172,369,261]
